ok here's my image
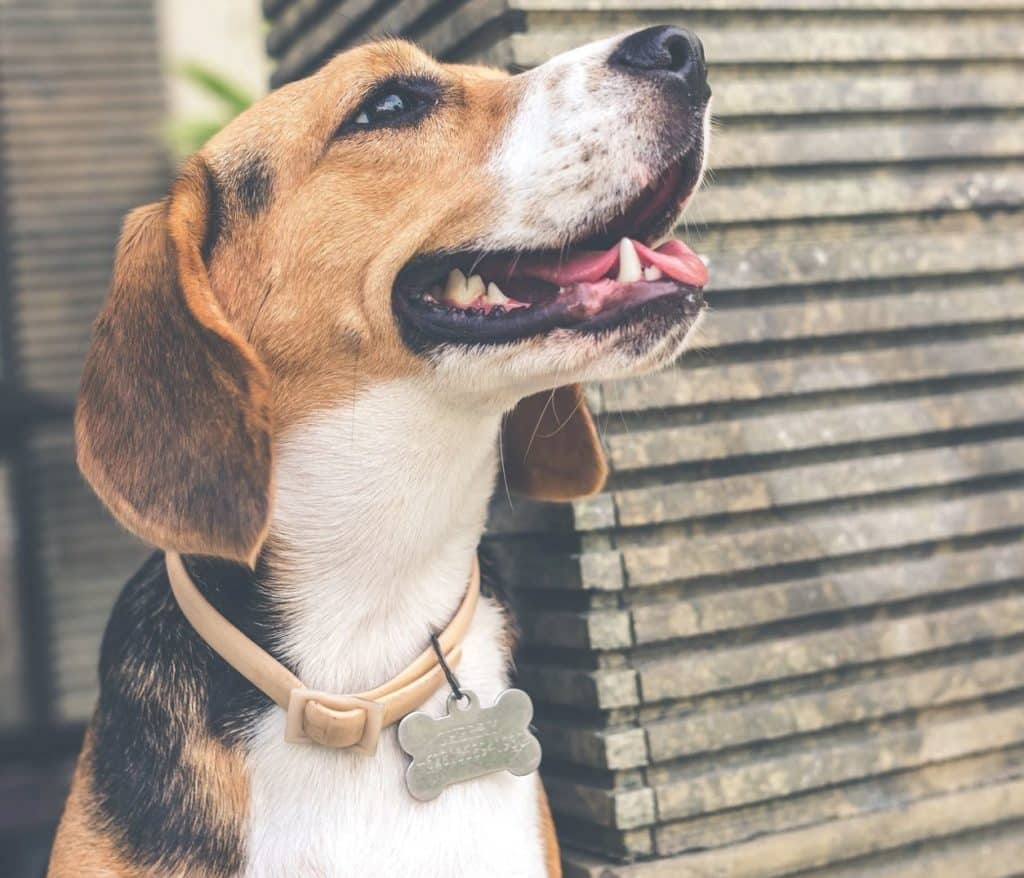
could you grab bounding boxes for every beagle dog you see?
[49,26,710,878]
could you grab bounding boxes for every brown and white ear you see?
[501,384,608,502]
[75,157,273,564]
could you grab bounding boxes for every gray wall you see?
[265,1,1024,874]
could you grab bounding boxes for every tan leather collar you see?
[165,551,480,755]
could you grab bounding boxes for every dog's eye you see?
[354,92,409,126]
[345,80,440,134]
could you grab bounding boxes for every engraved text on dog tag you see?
[397,689,542,801]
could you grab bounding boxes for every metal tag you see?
[397,688,542,801]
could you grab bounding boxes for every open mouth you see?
[393,149,707,347]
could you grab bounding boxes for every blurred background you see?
[1,2,1023,876]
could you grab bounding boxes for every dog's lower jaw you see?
[244,380,549,877]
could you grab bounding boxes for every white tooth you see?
[643,265,664,281]
[486,282,510,305]
[444,269,474,306]
[466,274,486,302]
[617,238,642,283]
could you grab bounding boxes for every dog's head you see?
[76,29,711,563]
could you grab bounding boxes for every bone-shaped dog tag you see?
[398,688,542,801]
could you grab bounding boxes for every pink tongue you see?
[488,238,707,288]
[635,240,709,288]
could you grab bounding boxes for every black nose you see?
[609,26,709,99]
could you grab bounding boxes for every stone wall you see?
[262,1,1024,874]
[265,2,1024,873]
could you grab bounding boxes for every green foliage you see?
[166,63,256,157]
[179,62,254,116]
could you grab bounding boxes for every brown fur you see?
[76,167,274,565]
[50,730,249,878]
[178,734,251,866]
[504,384,608,501]
[50,738,141,878]
[75,39,605,567]
[538,781,563,878]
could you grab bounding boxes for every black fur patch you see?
[197,154,272,265]
[478,542,522,655]
[198,160,224,265]
[89,552,283,875]
[232,153,273,218]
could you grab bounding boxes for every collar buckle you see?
[285,689,386,755]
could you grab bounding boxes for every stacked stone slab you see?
[266,1,1024,874]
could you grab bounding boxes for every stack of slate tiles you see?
[267,1,1024,873]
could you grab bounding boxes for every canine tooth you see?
[444,269,475,306]
[466,274,486,302]
[617,238,642,283]
[643,265,664,281]
[486,282,510,305]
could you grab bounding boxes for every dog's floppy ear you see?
[75,157,273,565]
[501,384,608,501]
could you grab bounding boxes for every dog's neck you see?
[266,380,504,694]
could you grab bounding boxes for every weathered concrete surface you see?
[647,651,1024,762]
[614,438,1024,529]
[258,2,1024,872]
[702,165,1024,224]
[502,14,1024,67]
[631,541,1024,642]
[697,283,1024,349]
[640,594,1024,702]
[545,777,658,829]
[709,67,1024,116]
[523,607,632,649]
[653,746,1024,855]
[564,776,1024,876]
[623,489,1024,586]
[520,664,640,709]
[539,721,649,770]
[593,333,1024,414]
[606,386,1024,472]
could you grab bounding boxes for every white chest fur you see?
[243,598,546,878]
[241,383,547,878]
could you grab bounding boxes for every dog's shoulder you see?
[51,553,262,878]
[48,731,139,877]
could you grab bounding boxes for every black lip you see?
[395,281,705,349]
[392,138,706,350]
